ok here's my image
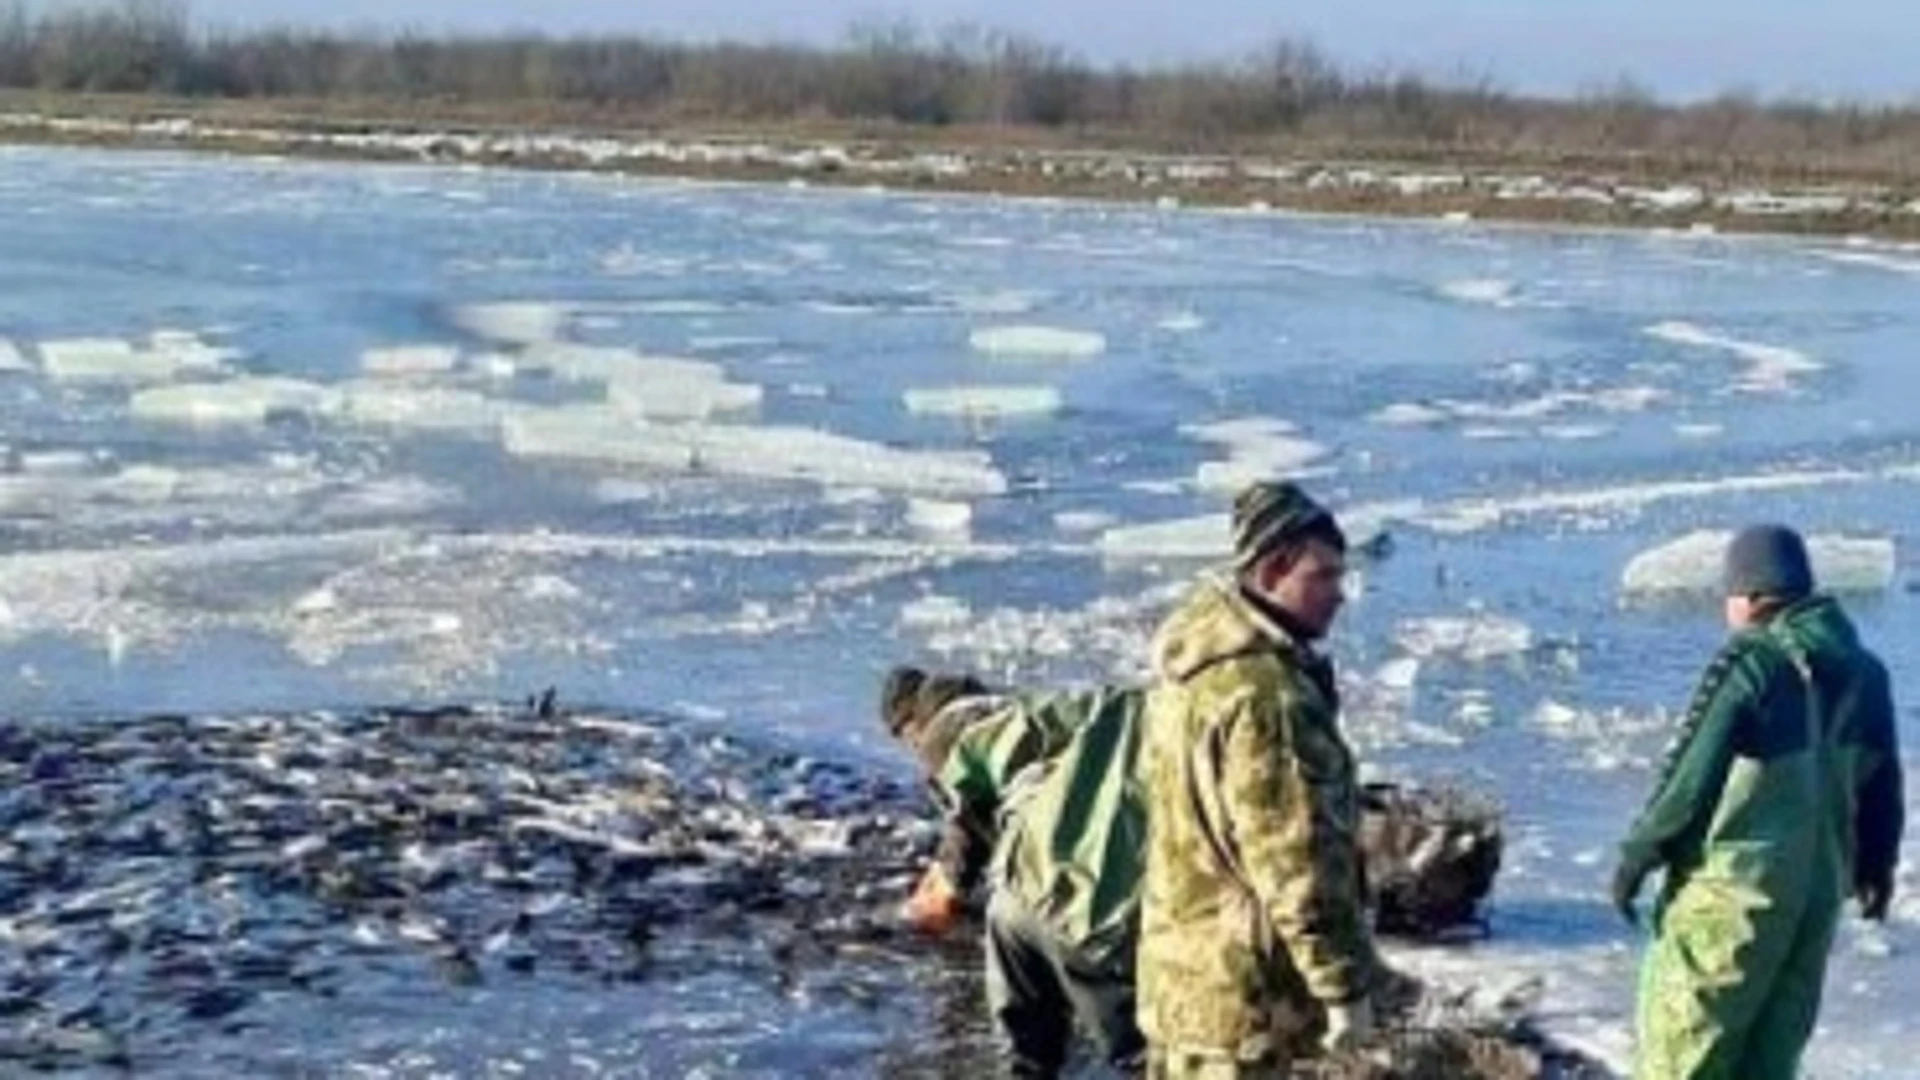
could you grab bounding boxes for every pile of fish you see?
[0,701,1606,1077]
[0,702,937,1071]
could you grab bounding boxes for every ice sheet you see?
[967,325,1107,359]
[130,377,330,426]
[502,407,1007,497]
[902,385,1063,419]
[1621,530,1897,596]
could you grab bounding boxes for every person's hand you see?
[1321,997,1375,1054]
[1612,857,1652,927]
[1857,876,1894,923]
[903,864,964,937]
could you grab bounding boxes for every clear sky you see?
[52,0,1920,102]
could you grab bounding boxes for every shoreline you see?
[3,99,1918,244]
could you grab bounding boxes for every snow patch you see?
[1621,530,1897,596]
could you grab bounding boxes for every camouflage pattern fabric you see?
[1137,575,1377,1062]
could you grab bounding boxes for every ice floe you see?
[968,325,1107,360]
[1643,321,1822,393]
[361,345,461,378]
[1621,530,1897,597]
[38,332,234,384]
[450,301,572,346]
[0,338,26,373]
[1183,416,1330,494]
[501,406,1007,497]
[607,372,765,421]
[1438,279,1518,307]
[320,382,507,433]
[1157,312,1207,333]
[902,385,1063,419]
[904,498,973,537]
[1394,613,1536,663]
[129,377,330,426]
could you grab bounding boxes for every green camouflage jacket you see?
[928,686,1147,958]
[1137,575,1375,1058]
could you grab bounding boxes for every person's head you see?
[1232,481,1349,640]
[879,665,991,774]
[1722,524,1814,630]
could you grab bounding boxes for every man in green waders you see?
[883,669,1148,1077]
[1614,524,1905,1080]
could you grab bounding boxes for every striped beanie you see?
[1232,481,1340,569]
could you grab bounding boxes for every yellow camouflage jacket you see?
[1138,574,1375,1058]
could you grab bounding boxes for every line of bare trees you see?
[5,0,1920,173]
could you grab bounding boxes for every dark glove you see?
[1857,875,1894,923]
[1612,857,1653,927]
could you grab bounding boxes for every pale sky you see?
[51,0,1920,102]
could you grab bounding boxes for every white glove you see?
[1321,997,1375,1054]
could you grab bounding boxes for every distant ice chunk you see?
[1053,510,1118,536]
[903,385,1063,419]
[1157,312,1207,333]
[321,382,506,433]
[1675,423,1724,439]
[527,343,725,386]
[451,302,570,346]
[905,498,973,536]
[1185,416,1330,494]
[607,372,764,421]
[1622,530,1896,596]
[502,407,1007,497]
[944,290,1040,315]
[969,325,1107,360]
[1098,504,1394,563]
[1438,279,1518,307]
[1395,613,1535,662]
[900,594,973,629]
[1644,321,1822,393]
[130,377,330,426]
[39,333,233,384]
[362,345,460,378]
[0,338,26,374]
[1369,402,1450,427]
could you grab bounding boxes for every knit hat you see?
[1723,524,1815,599]
[1231,481,1341,569]
[879,666,990,770]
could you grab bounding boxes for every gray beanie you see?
[1723,524,1814,599]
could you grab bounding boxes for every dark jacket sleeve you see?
[1620,642,1759,874]
[1853,657,1905,893]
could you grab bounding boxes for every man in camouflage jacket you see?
[1137,481,1380,1078]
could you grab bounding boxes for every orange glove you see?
[903,863,964,937]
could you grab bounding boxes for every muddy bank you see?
[0,702,1610,1077]
[1,105,1916,242]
